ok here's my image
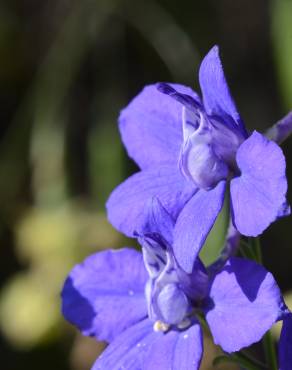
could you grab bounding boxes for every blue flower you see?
[61,199,286,370]
[106,45,291,273]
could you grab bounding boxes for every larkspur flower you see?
[106,45,291,273]
[61,199,287,370]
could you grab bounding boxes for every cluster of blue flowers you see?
[61,46,292,369]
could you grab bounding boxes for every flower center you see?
[153,320,170,332]
[142,241,209,329]
[153,316,193,333]
[179,107,244,190]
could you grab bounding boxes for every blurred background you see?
[0,0,292,369]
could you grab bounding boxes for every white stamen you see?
[153,320,170,332]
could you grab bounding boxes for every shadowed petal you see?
[173,181,226,273]
[178,258,209,302]
[231,131,290,236]
[205,257,283,353]
[106,166,197,237]
[61,249,148,343]
[119,84,200,170]
[279,313,292,370]
[144,321,203,370]
[199,45,246,134]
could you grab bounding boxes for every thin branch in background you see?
[121,0,200,84]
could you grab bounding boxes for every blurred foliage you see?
[0,0,291,369]
[0,271,60,348]
[271,0,292,110]
[0,203,121,348]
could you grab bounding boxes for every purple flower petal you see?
[231,131,290,236]
[92,319,203,370]
[92,319,157,370]
[119,84,200,170]
[137,197,175,246]
[199,45,246,135]
[106,166,197,237]
[178,258,209,302]
[266,111,292,144]
[157,83,202,111]
[173,181,226,273]
[205,257,283,353]
[279,313,292,370]
[141,239,168,282]
[144,321,203,370]
[61,249,148,343]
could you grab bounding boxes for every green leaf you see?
[263,331,278,370]
[200,193,229,265]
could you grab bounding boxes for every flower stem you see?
[263,331,278,370]
[253,237,262,264]
[239,240,257,260]
[251,237,278,370]
[247,237,262,264]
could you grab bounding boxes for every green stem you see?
[263,331,278,370]
[239,240,257,260]
[213,353,261,370]
[196,312,210,333]
[251,238,278,370]
[253,237,262,264]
